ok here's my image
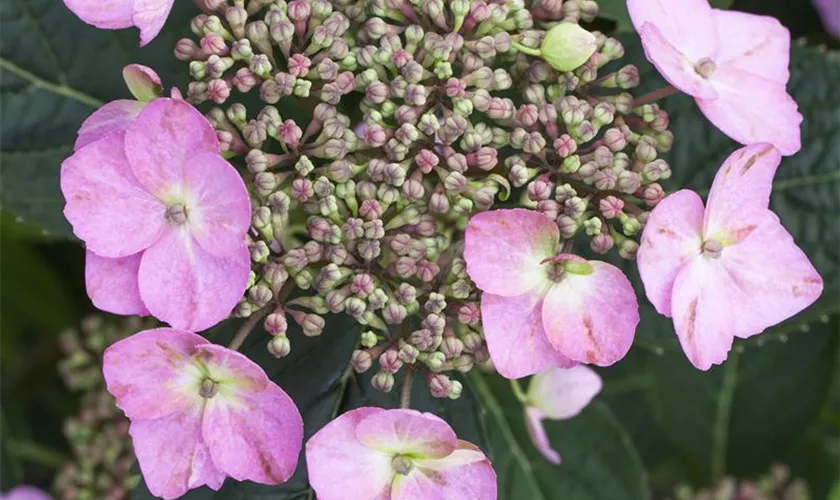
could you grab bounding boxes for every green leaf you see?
[0,0,196,238]
[132,314,360,500]
[470,372,650,500]
[597,0,734,32]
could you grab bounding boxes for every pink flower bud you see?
[379,349,403,373]
[351,350,373,373]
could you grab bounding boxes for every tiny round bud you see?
[372,372,395,392]
[540,23,597,72]
[268,335,291,358]
[352,350,374,373]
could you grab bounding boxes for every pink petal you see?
[627,0,717,62]
[124,99,219,198]
[815,0,840,38]
[130,407,226,500]
[102,328,207,420]
[704,143,781,239]
[464,209,558,297]
[698,68,802,156]
[63,0,134,29]
[524,407,561,465]
[138,231,250,332]
[717,212,823,340]
[542,258,638,366]
[712,10,790,84]
[306,407,395,500]
[74,100,146,151]
[527,365,602,420]
[133,0,176,46]
[1,485,53,500]
[481,290,577,380]
[202,348,303,485]
[395,442,497,500]
[671,258,735,370]
[61,133,166,258]
[637,190,705,317]
[123,64,164,101]
[85,250,149,316]
[635,23,717,100]
[183,152,251,257]
[356,409,457,459]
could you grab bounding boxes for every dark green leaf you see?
[0,0,195,237]
[470,371,650,500]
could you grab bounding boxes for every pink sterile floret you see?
[75,64,164,150]
[103,328,304,500]
[62,98,251,332]
[637,144,823,370]
[306,407,497,500]
[627,0,802,155]
[63,0,175,46]
[0,486,53,500]
[464,209,639,379]
[524,365,602,465]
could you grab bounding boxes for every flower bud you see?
[379,349,403,374]
[428,374,452,398]
[447,380,463,399]
[540,23,597,72]
[352,350,373,373]
[268,335,291,358]
[372,372,395,392]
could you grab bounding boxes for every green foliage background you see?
[1,0,838,498]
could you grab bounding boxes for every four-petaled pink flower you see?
[523,366,602,465]
[103,328,304,499]
[61,98,251,331]
[628,0,802,155]
[306,407,497,500]
[63,0,175,46]
[0,486,52,500]
[637,144,823,370]
[75,64,164,150]
[464,209,639,379]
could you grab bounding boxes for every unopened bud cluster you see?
[668,464,809,500]
[178,0,674,396]
[54,316,153,500]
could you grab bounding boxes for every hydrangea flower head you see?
[306,407,496,500]
[63,0,174,46]
[62,98,251,331]
[103,328,304,499]
[464,209,639,379]
[637,144,823,370]
[627,0,802,155]
[75,64,163,150]
[523,366,602,464]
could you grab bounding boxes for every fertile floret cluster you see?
[175,0,674,396]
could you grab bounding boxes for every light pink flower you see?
[75,65,164,150]
[103,328,304,499]
[464,209,639,379]
[306,408,497,500]
[627,0,802,155]
[523,366,602,465]
[637,144,823,370]
[814,0,840,38]
[63,0,175,46]
[62,98,251,331]
[0,486,52,500]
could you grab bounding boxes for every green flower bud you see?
[540,23,597,72]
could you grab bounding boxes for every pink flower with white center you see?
[637,144,823,370]
[464,209,639,379]
[522,366,602,465]
[0,486,52,500]
[62,98,251,331]
[306,408,497,500]
[103,328,304,499]
[63,0,175,46]
[627,0,802,155]
[75,64,164,150]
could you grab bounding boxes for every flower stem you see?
[510,41,542,57]
[228,303,274,351]
[400,368,415,409]
[510,379,528,403]
[631,85,680,107]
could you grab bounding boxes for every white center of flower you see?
[694,58,717,79]
[702,239,723,259]
[199,378,219,399]
[391,455,413,475]
[165,204,189,225]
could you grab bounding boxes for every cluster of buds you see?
[175,0,674,397]
[54,316,153,500]
[669,464,809,500]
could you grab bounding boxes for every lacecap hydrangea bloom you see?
[628,0,802,155]
[637,144,823,369]
[62,98,251,332]
[306,407,496,499]
[103,328,303,499]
